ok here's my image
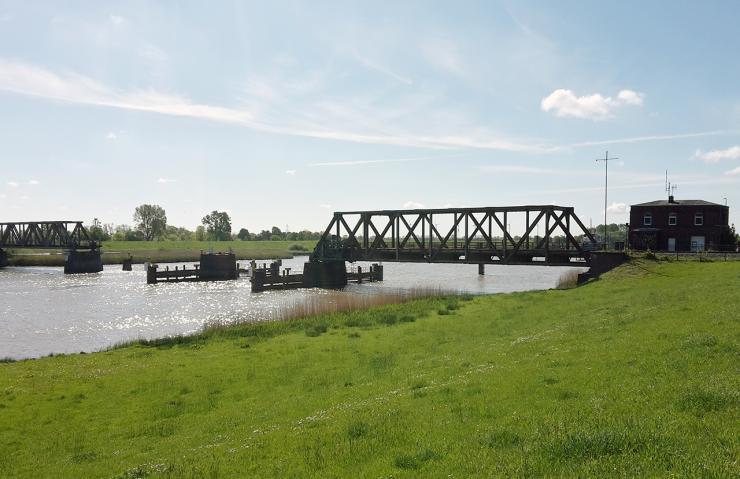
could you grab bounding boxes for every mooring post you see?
[122,254,133,271]
[146,263,158,284]
[478,263,485,275]
[251,268,266,293]
[357,266,362,283]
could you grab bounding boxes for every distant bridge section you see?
[0,221,98,250]
[311,205,598,266]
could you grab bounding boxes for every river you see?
[0,256,584,359]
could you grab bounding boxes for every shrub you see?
[289,244,309,252]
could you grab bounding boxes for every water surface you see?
[0,256,583,359]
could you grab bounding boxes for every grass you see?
[5,240,317,266]
[0,261,738,477]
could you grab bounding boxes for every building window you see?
[694,213,704,226]
[668,213,677,226]
[643,213,652,226]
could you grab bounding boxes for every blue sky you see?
[1,1,739,233]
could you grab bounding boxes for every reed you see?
[267,287,452,323]
[555,269,581,289]
[112,287,464,350]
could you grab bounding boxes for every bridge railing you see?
[311,205,597,265]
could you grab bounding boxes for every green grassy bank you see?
[1,261,738,477]
[6,240,316,266]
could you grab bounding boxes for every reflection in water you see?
[0,255,584,359]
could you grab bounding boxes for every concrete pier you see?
[250,261,384,292]
[64,250,103,274]
[303,260,348,288]
[199,252,238,280]
[122,255,133,271]
[146,252,238,284]
[478,263,485,275]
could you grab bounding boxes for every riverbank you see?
[5,240,316,266]
[1,261,738,477]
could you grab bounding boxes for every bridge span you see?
[0,221,102,273]
[249,205,626,291]
[310,205,598,266]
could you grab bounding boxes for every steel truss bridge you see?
[0,221,98,250]
[311,205,598,266]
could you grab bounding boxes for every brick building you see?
[629,196,730,252]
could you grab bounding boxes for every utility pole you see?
[596,151,618,250]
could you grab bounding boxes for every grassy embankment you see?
[5,240,316,266]
[1,261,738,477]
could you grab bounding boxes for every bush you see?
[289,244,309,252]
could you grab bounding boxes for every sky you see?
[1,1,739,233]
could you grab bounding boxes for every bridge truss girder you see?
[0,221,97,250]
[311,206,597,266]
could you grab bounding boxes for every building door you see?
[668,238,676,252]
[690,236,705,252]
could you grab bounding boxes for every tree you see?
[201,211,232,241]
[194,225,206,241]
[165,225,194,241]
[88,218,111,242]
[133,204,167,241]
[720,223,738,247]
[237,228,250,241]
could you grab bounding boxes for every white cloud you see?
[541,88,644,120]
[616,90,644,106]
[19,195,29,200]
[568,130,739,149]
[355,55,413,86]
[606,202,628,214]
[0,193,6,199]
[480,165,555,175]
[311,157,431,167]
[6,181,18,187]
[157,178,177,183]
[694,145,740,163]
[109,15,125,26]
[0,59,551,153]
[726,166,740,176]
[285,169,296,175]
[319,204,332,209]
[106,131,118,140]
[403,201,424,209]
[28,179,39,185]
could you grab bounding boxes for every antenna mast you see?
[596,151,618,249]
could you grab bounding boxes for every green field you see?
[1,261,738,477]
[6,240,317,266]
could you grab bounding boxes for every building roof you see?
[631,199,726,207]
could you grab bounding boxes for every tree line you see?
[88,204,323,242]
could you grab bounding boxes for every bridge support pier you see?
[578,252,629,283]
[64,249,103,274]
[478,263,485,275]
[0,248,8,268]
[303,260,347,288]
[199,252,238,280]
